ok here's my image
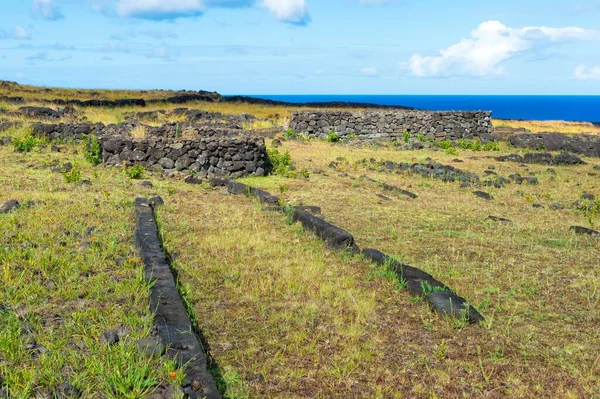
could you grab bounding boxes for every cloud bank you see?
[408,21,598,77]
[33,0,64,21]
[114,0,310,24]
[574,65,600,80]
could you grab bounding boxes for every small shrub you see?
[445,147,459,156]
[345,133,357,139]
[126,165,145,179]
[482,141,500,151]
[267,148,294,177]
[326,131,340,143]
[63,163,82,183]
[84,135,102,165]
[12,132,39,153]
[283,128,299,139]
[416,133,428,142]
[438,140,454,150]
[175,123,181,138]
[403,131,411,143]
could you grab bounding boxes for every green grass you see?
[0,137,177,398]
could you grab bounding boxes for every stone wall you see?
[100,134,266,177]
[25,122,267,177]
[289,110,494,141]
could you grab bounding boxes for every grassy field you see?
[493,119,600,135]
[1,84,599,398]
[0,139,181,398]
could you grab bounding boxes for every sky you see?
[0,0,600,94]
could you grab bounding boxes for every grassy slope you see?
[1,83,599,398]
[0,142,180,398]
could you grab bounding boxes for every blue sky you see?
[1,0,600,94]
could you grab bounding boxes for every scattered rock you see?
[473,191,493,200]
[549,203,567,210]
[254,167,265,176]
[570,226,599,236]
[135,338,165,358]
[487,165,495,170]
[376,194,392,201]
[100,330,119,346]
[532,203,543,208]
[184,176,203,185]
[0,200,20,213]
[523,177,539,185]
[498,151,586,165]
[148,196,164,207]
[546,168,556,175]
[54,383,81,398]
[50,145,60,152]
[581,193,595,201]
[80,180,92,186]
[209,177,228,187]
[428,291,483,322]
[487,216,512,223]
[140,181,153,189]
[594,165,600,170]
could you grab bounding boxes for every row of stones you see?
[289,110,494,141]
[100,135,267,178]
[225,180,484,323]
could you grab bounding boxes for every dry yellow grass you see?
[494,119,600,135]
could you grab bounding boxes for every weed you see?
[62,162,82,183]
[345,133,357,139]
[84,135,102,165]
[283,128,299,139]
[445,147,459,156]
[438,140,453,149]
[403,131,411,143]
[126,165,145,179]
[266,148,294,177]
[435,339,448,361]
[327,131,340,143]
[482,141,501,151]
[420,281,448,296]
[175,123,181,138]
[12,131,39,153]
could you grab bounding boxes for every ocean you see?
[249,95,600,123]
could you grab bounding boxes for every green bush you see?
[283,128,299,139]
[482,141,501,151]
[445,147,459,156]
[63,163,82,183]
[267,148,294,177]
[438,140,454,149]
[84,135,102,165]
[326,131,340,143]
[403,131,411,143]
[126,165,145,179]
[12,133,39,153]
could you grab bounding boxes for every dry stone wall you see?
[23,122,267,177]
[100,135,266,178]
[290,110,494,141]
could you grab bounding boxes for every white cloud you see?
[33,0,64,20]
[408,21,598,77]
[361,67,379,76]
[574,65,600,80]
[13,26,32,40]
[116,0,205,18]
[260,0,310,25]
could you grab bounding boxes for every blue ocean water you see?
[249,95,600,123]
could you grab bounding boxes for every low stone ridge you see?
[498,152,586,165]
[570,226,600,236]
[290,110,494,141]
[473,191,493,200]
[509,133,600,158]
[360,158,481,185]
[227,181,482,323]
[18,106,64,119]
[360,175,418,199]
[222,95,415,110]
[0,200,20,213]
[134,198,221,399]
[100,134,266,179]
[292,208,360,253]
[361,248,483,323]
